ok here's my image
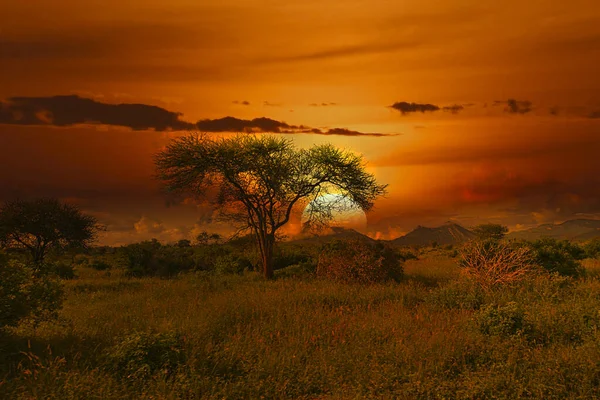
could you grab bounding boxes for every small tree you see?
[472,223,508,241]
[459,239,535,290]
[0,198,101,266]
[196,231,222,246]
[156,134,386,279]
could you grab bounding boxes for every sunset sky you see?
[1,0,599,244]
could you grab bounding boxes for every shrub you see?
[106,331,186,382]
[0,255,63,329]
[428,278,485,310]
[316,239,403,284]
[213,254,252,275]
[584,238,600,259]
[459,239,535,290]
[275,260,317,279]
[48,261,77,280]
[122,241,196,277]
[527,238,585,277]
[474,302,530,337]
[272,246,313,271]
[89,259,112,271]
[72,254,89,266]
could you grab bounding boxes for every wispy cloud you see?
[0,95,195,131]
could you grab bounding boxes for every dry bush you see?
[316,239,403,284]
[459,240,536,290]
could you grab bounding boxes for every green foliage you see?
[272,246,314,271]
[9,253,600,398]
[427,278,485,310]
[316,239,403,284]
[0,255,63,329]
[48,261,77,280]
[472,223,508,241]
[122,240,197,278]
[474,302,530,337]
[213,254,253,275]
[89,258,112,271]
[156,134,387,279]
[584,238,600,259]
[106,331,186,382]
[0,198,101,264]
[72,254,89,266]
[527,237,585,277]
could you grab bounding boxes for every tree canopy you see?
[155,134,387,278]
[0,198,101,265]
[472,223,509,241]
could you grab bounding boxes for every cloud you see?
[589,111,600,119]
[134,216,165,234]
[310,128,398,137]
[390,101,469,115]
[0,95,394,137]
[195,117,396,136]
[390,101,440,114]
[232,100,251,106]
[196,116,291,133]
[258,41,420,64]
[497,99,533,114]
[263,101,283,107]
[442,104,464,114]
[309,102,337,107]
[0,95,195,131]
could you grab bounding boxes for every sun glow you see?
[302,193,368,233]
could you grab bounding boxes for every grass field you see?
[3,254,600,399]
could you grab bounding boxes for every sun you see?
[302,193,368,233]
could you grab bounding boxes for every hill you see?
[508,219,600,241]
[391,222,475,246]
[291,226,376,244]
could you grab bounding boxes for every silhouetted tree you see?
[156,134,386,279]
[196,231,222,246]
[472,223,509,241]
[176,239,191,248]
[0,198,101,266]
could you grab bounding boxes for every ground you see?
[2,255,600,399]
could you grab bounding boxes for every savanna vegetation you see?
[2,217,600,398]
[3,137,600,399]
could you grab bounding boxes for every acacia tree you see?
[0,198,101,266]
[472,223,509,241]
[155,134,387,279]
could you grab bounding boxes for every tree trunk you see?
[260,234,275,279]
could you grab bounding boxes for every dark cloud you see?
[442,104,464,114]
[195,117,396,136]
[497,99,533,114]
[309,128,398,137]
[232,100,251,106]
[0,95,393,137]
[549,107,560,116]
[196,116,291,133]
[589,111,600,119]
[0,95,195,131]
[390,101,440,114]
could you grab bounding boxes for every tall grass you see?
[2,256,600,399]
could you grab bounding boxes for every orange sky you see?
[1,0,599,244]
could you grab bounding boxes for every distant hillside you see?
[291,227,375,244]
[508,219,600,241]
[391,222,475,246]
